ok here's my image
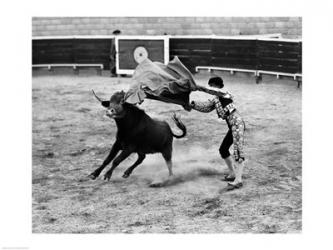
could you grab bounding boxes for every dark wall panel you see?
[32,38,112,69]
[73,39,111,68]
[170,38,212,72]
[257,40,302,73]
[170,38,258,72]
[32,39,74,64]
[211,39,257,70]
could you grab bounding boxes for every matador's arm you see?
[190,99,215,113]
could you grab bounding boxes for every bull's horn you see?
[92,89,104,103]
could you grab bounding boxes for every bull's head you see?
[92,90,126,119]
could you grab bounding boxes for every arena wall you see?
[32,17,302,39]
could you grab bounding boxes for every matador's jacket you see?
[191,92,245,162]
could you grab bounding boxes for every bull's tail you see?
[171,113,187,139]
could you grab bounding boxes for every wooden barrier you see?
[32,35,302,85]
[32,38,112,70]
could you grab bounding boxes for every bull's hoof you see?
[88,174,97,180]
[122,173,130,178]
[104,172,112,181]
[78,176,90,182]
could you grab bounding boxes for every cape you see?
[124,56,198,106]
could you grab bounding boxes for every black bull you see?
[88,90,187,181]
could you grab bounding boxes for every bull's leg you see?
[149,149,173,188]
[122,153,146,178]
[166,160,173,176]
[162,149,173,176]
[88,140,121,180]
[104,149,132,181]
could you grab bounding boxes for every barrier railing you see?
[32,34,302,86]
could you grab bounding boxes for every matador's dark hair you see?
[208,76,224,88]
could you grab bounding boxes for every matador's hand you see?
[182,102,192,111]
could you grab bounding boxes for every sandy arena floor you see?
[32,71,302,233]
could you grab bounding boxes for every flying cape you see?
[125,56,225,106]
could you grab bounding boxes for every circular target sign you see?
[134,46,148,64]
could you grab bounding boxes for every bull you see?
[88,90,187,183]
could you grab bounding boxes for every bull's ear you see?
[120,90,126,104]
[101,101,110,107]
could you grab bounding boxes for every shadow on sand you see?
[149,167,223,187]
